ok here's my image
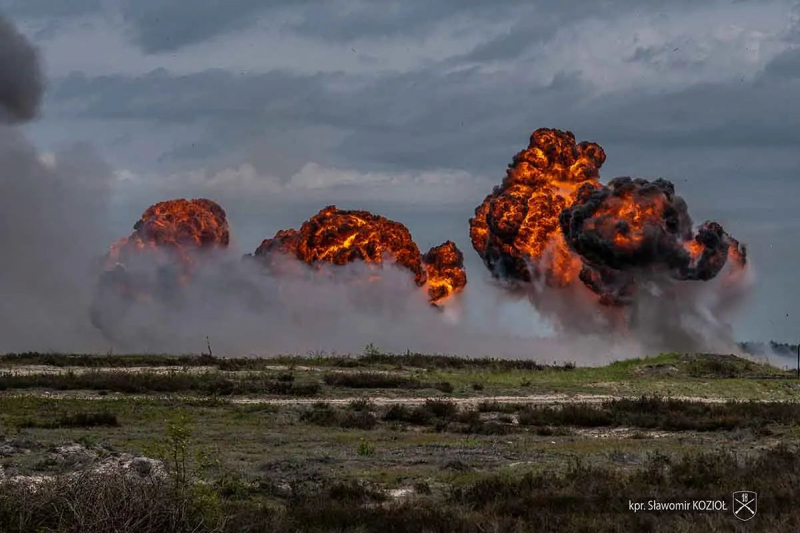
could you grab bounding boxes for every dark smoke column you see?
[0,15,43,122]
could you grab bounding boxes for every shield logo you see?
[732,491,757,521]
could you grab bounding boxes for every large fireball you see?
[252,206,466,304]
[105,198,229,277]
[92,198,230,333]
[469,128,605,287]
[470,128,747,305]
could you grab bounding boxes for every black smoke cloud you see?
[0,14,42,122]
[559,176,746,305]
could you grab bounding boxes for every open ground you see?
[0,350,798,532]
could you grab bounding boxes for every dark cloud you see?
[49,67,343,123]
[3,0,711,56]
[44,67,591,173]
[119,0,269,54]
[0,14,43,122]
[279,0,542,44]
[762,46,800,79]
[285,0,690,45]
[0,0,101,19]
[44,53,800,176]
[450,23,555,63]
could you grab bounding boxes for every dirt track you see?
[0,390,742,406]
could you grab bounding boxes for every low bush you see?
[299,403,377,430]
[18,411,119,429]
[0,371,319,397]
[2,446,799,532]
[323,372,422,389]
[514,397,800,432]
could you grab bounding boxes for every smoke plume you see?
[0,15,42,122]
[0,15,753,359]
[0,15,112,352]
[470,128,750,351]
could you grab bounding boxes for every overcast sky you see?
[2,0,799,343]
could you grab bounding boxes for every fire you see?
[469,128,604,286]
[471,128,747,304]
[252,205,466,304]
[104,198,229,281]
[423,241,467,304]
[92,198,230,332]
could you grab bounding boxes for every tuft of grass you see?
[514,396,800,432]
[383,400,459,427]
[356,439,376,457]
[299,403,377,430]
[347,398,375,412]
[323,372,422,389]
[0,370,319,397]
[18,411,119,429]
[433,381,454,393]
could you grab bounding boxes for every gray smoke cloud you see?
[87,247,649,362]
[0,14,42,122]
[0,14,750,362]
[0,14,113,352]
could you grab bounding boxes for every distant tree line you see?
[740,341,799,356]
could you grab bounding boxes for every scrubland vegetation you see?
[0,349,798,532]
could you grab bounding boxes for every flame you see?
[423,241,467,304]
[469,128,605,286]
[253,206,466,304]
[471,128,748,304]
[104,198,229,282]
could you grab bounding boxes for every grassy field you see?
[0,350,798,532]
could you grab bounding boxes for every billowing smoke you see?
[89,199,594,358]
[470,128,750,351]
[91,199,230,335]
[560,177,746,305]
[0,15,42,122]
[0,14,754,359]
[0,15,113,352]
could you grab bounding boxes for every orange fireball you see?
[423,241,467,304]
[469,128,604,287]
[104,198,229,281]
[472,128,747,305]
[253,206,467,304]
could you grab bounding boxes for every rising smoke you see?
[0,15,113,352]
[470,128,751,352]
[0,14,752,359]
[0,15,42,123]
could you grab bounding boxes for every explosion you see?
[423,241,467,305]
[92,198,230,331]
[469,128,605,288]
[252,206,466,304]
[560,178,747,304]
[105,198,229,281]
[470,128,747,306]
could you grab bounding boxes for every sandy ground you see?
[0,390,745,406]
[0,365,388,375]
